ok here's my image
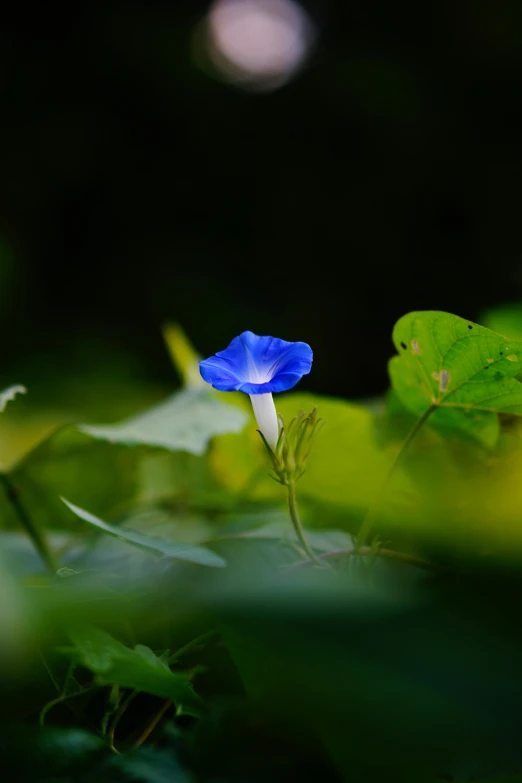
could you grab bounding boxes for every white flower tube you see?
[249,392,279,450]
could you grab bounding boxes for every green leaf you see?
[0,385,26,412]
[219,523,354,553]
[37,726,105,757]
[109,745,191,782]
[208,527,355,576]
[209,392,401,525]
[277,393,403,516]
[0,426,141,533]
[390,311,522,445]
[79,387,247,456]
[66,627,204,717]
[389,355,500,447]
[208,536,302,574]
[61,498,227,568]
[0,421,231,537]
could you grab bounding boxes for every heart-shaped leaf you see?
[390,311,522,446]
[79,387,247,456]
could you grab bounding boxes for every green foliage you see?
[80,387,247,456]
[210,392,396,521]
[0,725,192,782]
[390,310,522,446]
[6,312,522,781]
[1,426,140,533]
[62,498,226,567]
[65,627,204,716]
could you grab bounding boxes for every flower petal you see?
[199,356,244,392]
[199,333,254,391]
[199,331,313,394]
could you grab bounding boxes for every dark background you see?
[2,0,522,407]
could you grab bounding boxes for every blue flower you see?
[199,331,313,394]
[199,331,313,448]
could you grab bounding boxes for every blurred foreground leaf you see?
[110,744,191,782]
[217,565,522,780]
[62,498,226,567]
[0,725,191,781]
[79,387,247,456]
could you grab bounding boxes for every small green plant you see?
[2,312,522,782]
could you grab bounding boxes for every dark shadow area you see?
[2,0,522,400]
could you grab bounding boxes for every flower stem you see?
[286,480,320,563]
[0,473,58,573]
[357,403,437,546]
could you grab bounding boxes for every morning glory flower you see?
[199,331,313,449]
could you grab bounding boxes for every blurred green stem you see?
[0,473,58,573]
[40,689,91,727]
[283,545,444,573]
[287,481,319,563]
[168,630,218,664]
[107,690,138,746]
[357,404,437,546]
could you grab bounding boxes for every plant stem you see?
[40,685,100,726]
[168,630,218,665]
[0,473,58,573]
[283,545,445,573]
[133,699,172,749]
[357,404,437,546]
[107,690,138,746]
[286,480,319,563]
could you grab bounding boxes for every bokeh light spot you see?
[204,0,316,91]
